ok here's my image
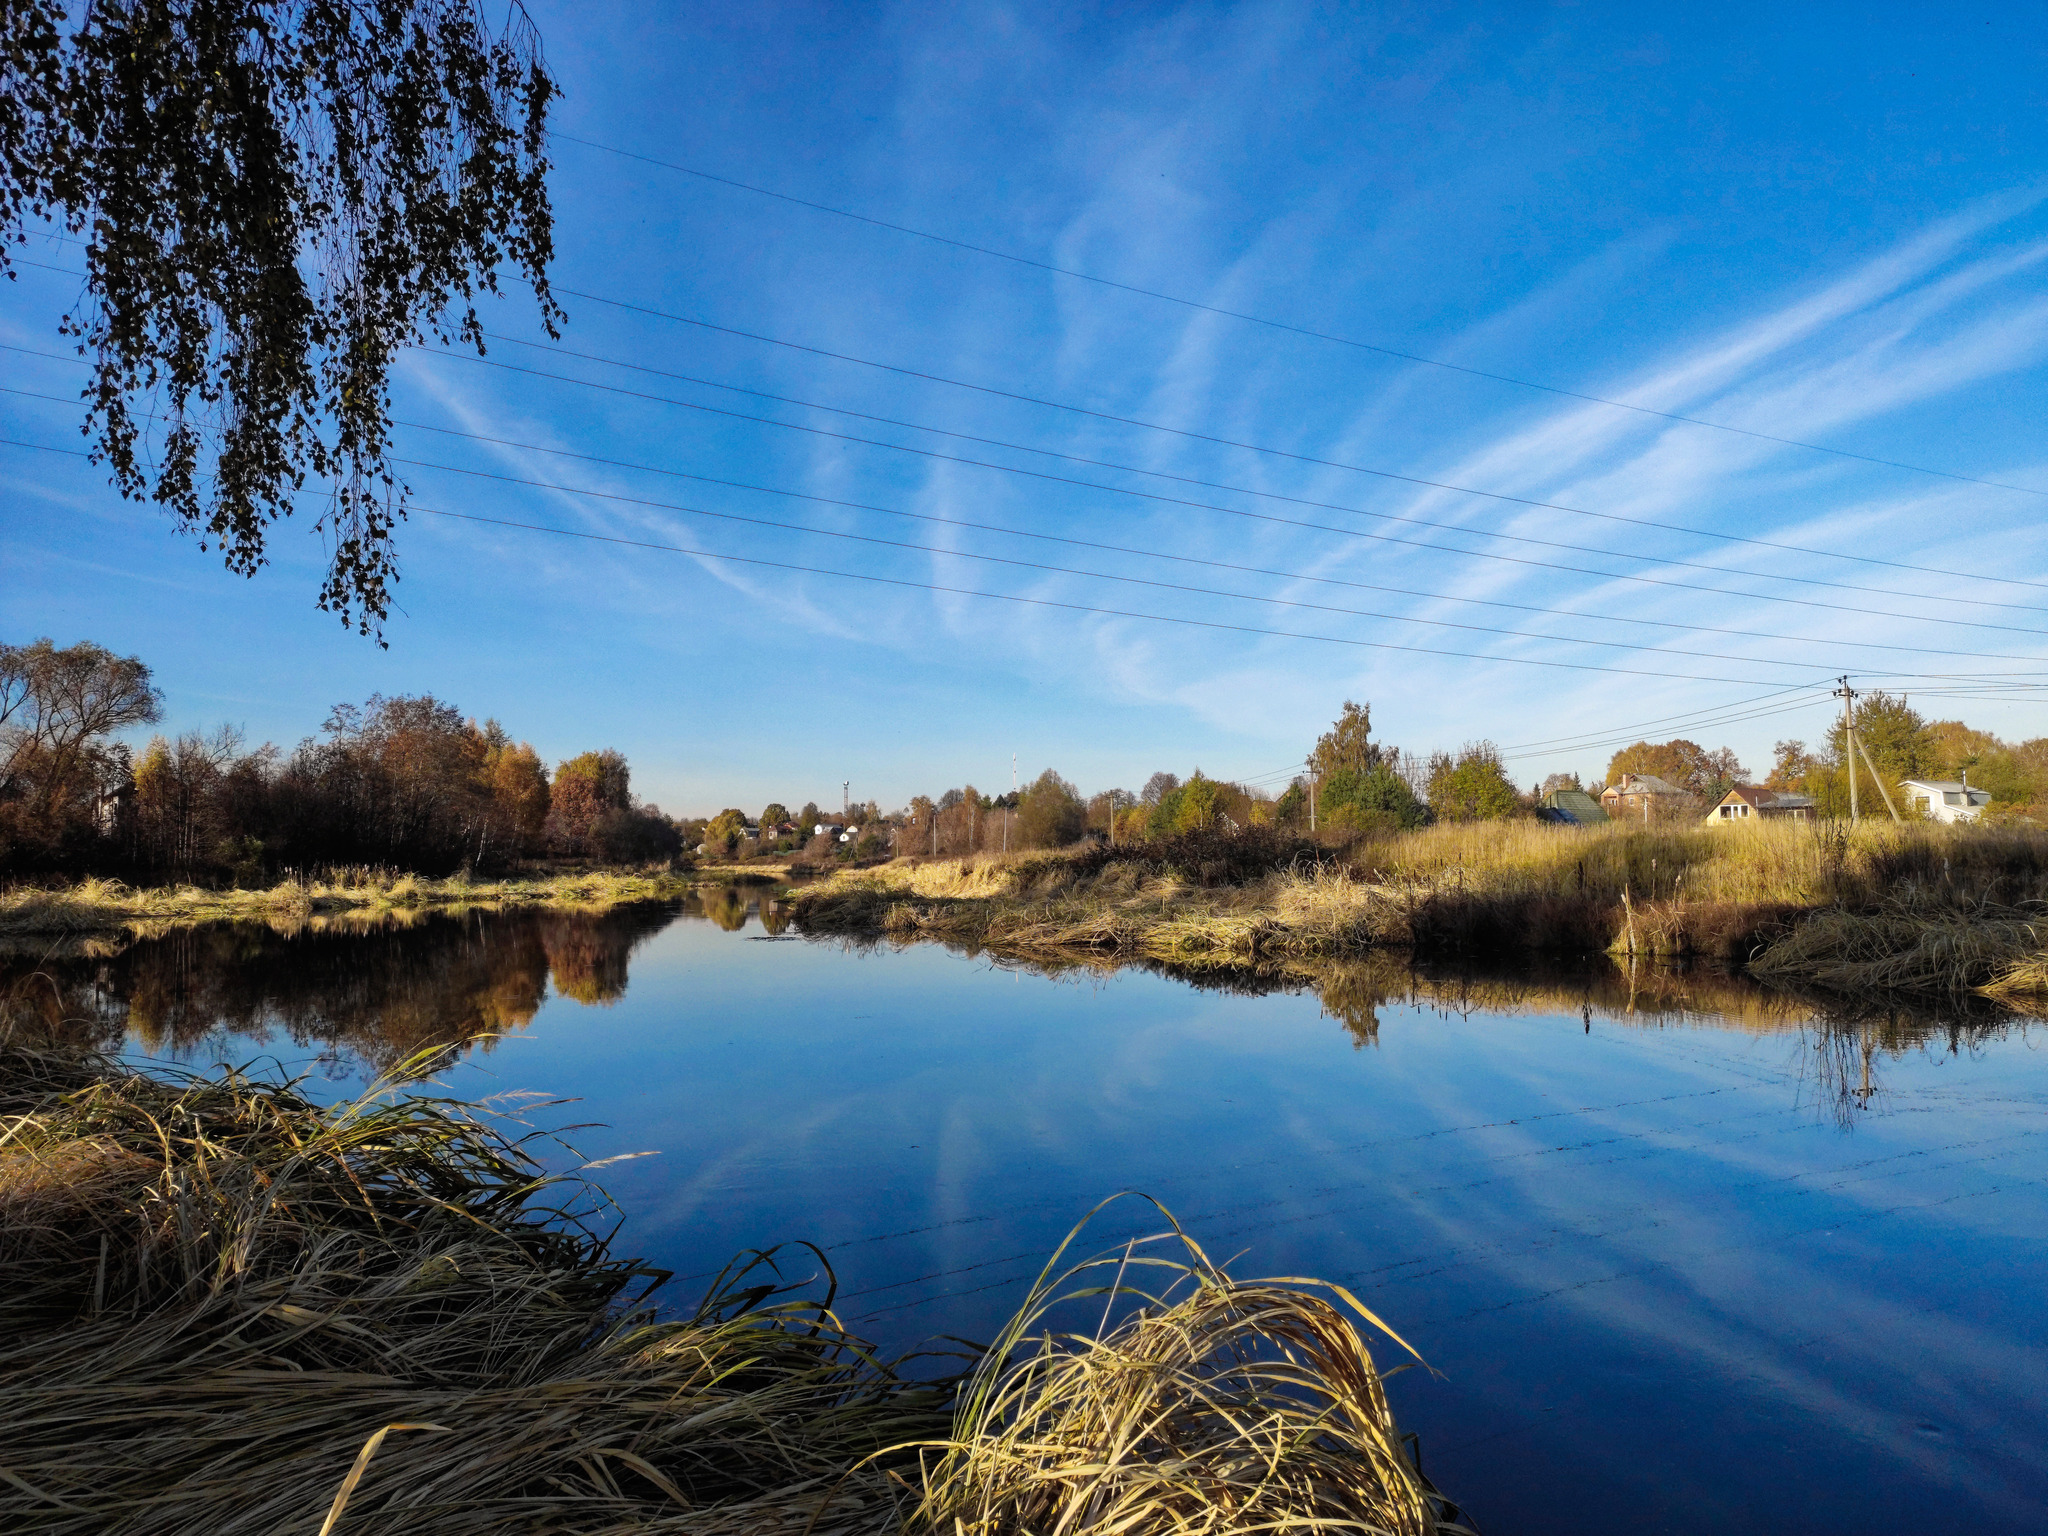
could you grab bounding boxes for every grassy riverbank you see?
[0,868,704,937]
[0,1042,1462,1535]
[792,820,2048,999]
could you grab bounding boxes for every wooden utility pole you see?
[1306,761,1317,832]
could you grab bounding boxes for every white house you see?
[1899,779,1991,824]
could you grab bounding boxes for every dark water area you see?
[7,892,2045,1535]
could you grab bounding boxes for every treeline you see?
[0,639,680,880]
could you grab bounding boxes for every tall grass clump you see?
[0,1042,946,1535]
[0,1040,1469,1534]
[909,1211,1473,1536]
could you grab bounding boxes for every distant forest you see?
[7,644,2040,886]
[0,639,680,880]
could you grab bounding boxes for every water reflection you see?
[0,901,677,1077]
[3,890,2032,1119]
[4,885,2042,1531]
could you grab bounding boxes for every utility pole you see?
[1834,676,1859,823]
[842,781,850,818]
[1306,761,1317,832]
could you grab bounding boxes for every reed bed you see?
[0,869,697,937]
[909,1211,1472,1536]
[795,821,2048,990]
[0,1043,1465,1535]
[1751,899,2048,997]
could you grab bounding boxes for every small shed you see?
[1536,788,1609,825]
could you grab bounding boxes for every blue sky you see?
[6,2,2047,814]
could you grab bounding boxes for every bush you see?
[1320,765,1427,832]
[1125,824,1324,886]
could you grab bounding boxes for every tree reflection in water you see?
[6,897,2030,1122]
[0,902,681,1079]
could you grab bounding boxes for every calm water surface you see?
[16,891,2047,1535]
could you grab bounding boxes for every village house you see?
[1703,784,1817,826]
[1597,773,1689,820]
[1899,779,1991,824]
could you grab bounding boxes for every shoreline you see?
[788,821,2048,1004]
[0,869,709,937]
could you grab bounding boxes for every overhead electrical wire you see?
[15,373,2041,666]
[423,341,2047,617]
[0,426,1852,686]
[1500,682,1829,752]
[372,412,2048,665]
[539,293,2048,597]
[12,302,2048,630]
[399,348,2048,639]
[19,331,2037,623]
[554,131,2048,505]
[22,360,2048,648]
[379,450,1873,674]
[11,376,2048,671]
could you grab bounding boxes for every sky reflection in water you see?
[17,892,2046,1535]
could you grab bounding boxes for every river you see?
[11,889,2045,1534]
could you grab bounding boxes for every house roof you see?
[1602,773,1685,797]
[1716,785,1814,810]
[1899,780,1980,793]
[1539,788,1609,824]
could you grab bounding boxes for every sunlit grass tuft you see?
[908,1205,1470,1536]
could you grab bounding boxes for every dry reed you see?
[906,1208,1473,1536]
[0,1045,1468,1535]
[0,1044,946,1535]
[0,869,699,937]
[795,820,2048,991]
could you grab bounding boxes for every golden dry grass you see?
[0,1046,1463,1535]
[908,1207,1470,1536]
[0,869,699,937]
[794,820,2048,992]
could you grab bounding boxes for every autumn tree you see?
[0,637,161,862]
[1,1,560,634]
[1309,700,1385,780]
[1141,771,1180,807]
[546,750,631,855]
[1016,768,1085,848]
[478,728,549,861]
[1426,743,1524,822]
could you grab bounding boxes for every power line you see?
[1496,697,1839,763]
[540,293,2048,597]
[409,347,2048,639]
[386,450,1861,673]
[12,376,2048,661]
[0,425,1910,678]
[1499,683,1831,752]
[427,341,2048,616]
[13,258,2047,607]
[374,410,2048,665]
[404,502,1817,687]
[18,329,2034,617]
[554,131,2048,504]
